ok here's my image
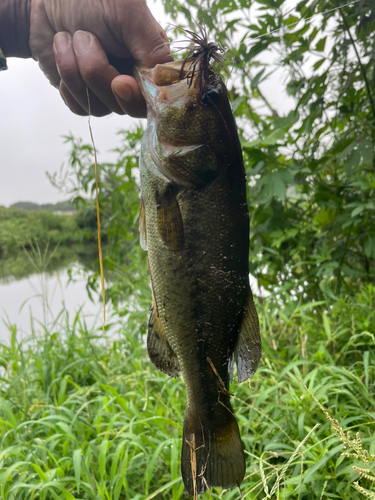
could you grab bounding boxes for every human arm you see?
[0,0,32,58]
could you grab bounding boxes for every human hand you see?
[27,0,172,117]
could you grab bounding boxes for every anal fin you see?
[234,290,261,382]
[147,302,180,378]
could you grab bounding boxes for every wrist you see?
[0,0,32,58]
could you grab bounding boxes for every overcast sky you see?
[0,2,168,207]
[0,1,296,208]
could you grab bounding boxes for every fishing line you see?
[86,87,106,334]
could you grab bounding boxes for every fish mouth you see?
[134,59,198,114]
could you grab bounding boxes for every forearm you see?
[0,0,32,58]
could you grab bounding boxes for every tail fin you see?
[181,408,245,496]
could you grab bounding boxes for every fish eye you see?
[200,88,220,106]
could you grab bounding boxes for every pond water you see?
[0,260,264,345]
[0,266,104,343]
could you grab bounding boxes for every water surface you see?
[0,267,103,343]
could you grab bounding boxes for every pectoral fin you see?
[156,186,184,252]
[139,197,147,251]
[234,291,261,382]
[147,303,180,378]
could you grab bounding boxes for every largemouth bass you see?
[135,30,261,496]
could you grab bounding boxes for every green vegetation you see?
[162,0,375,300]
[1,0,374,497]
[0,206,82,280]
[0,287,374,499]
[10,201,75,212]
[0,206,79,257]
[0,206,100,281]
[57,132,149,309]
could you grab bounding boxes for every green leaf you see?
[315,36,327,51]
[73,448,81,492]
[351,204,365,217]
[231,95,246,113]
[364,351,370,389]
[358,140,374,166]
[241,138,261,149]
[0,397,18,428]
[262,128,286,146]
[30,463,47,481]
[343,148,360,173]
[364,237,375,259]
[262,170,293,200]
[303,444,344,484]
[322,313,331,340]
[251,68,266,88]
[313,58,325,71]
[284,15,300,25]
[99,439,109,479]
[274,110,300,130]
[319,283,339,301]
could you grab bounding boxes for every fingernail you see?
[112,81,132,102]
[73,31,92,55]
[54,32,71,53]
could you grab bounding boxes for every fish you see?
[134,28,261,496]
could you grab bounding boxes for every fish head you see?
[135,58,238,187]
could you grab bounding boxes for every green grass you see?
[1,286,375,499]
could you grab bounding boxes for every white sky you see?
[0,58,137,206]
[0,1,296,207]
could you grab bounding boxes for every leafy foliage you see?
[161,0,375,301]
[0,206,79,258]
[0,286,375,499]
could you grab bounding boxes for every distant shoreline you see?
[9,200,76,213]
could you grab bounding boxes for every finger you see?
[60,80,112,118]
[72,31,126,115]
[112,75,147,118]
[54,31,114,117]
[59,81,88,116]
[29,0,60,86]
[142,17,173,67]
